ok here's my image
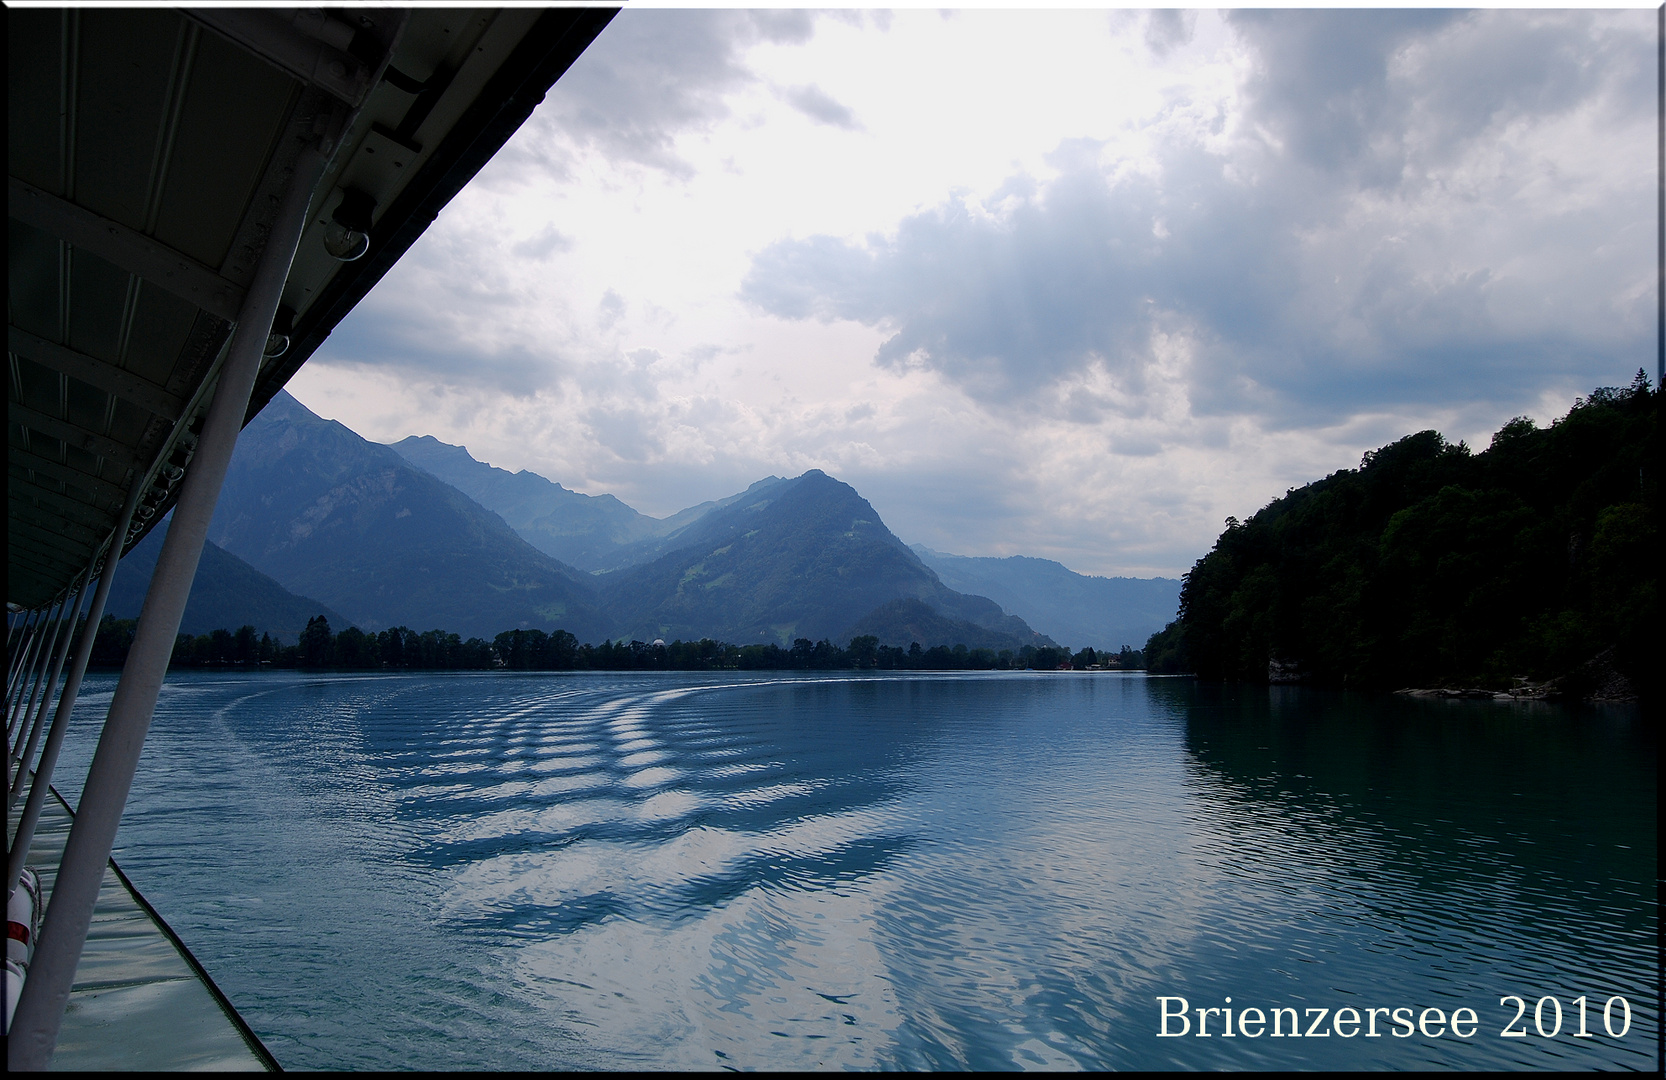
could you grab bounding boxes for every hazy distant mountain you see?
[844,598,1042,652]
[600,470,1054,647]
[910,546,1181,651]
[106,519,345,642]
[208,392,608,641]
[390,436,667,570]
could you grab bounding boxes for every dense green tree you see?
[1146,375,1658,697]
[334,626,377,668]
[297,615,334,668]
[234,625,259,665]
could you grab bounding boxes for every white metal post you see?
[8,593,66,756]
[7,482,144,896]
[6,608,46,732]
[7,135,331,1071]
[9,569,91,808]
[6,609,43,699]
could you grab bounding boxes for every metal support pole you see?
[8,593,66,756]
[8,606,57,801]
[8,482,144,896]
[9,602,60,743]
[6,608,44,703]
[10,599,67,758]
[6,609,41,695]
[8,135,331,1071]
[6,609,46,729]
[10,569,91,809]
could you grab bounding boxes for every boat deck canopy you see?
[8,6,615,612]
[7,8,617,1067]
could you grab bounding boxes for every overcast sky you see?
[288,7,1655,578]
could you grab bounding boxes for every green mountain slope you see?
[844,598,1041,652]
[105,519,346,642]
[599,470,1054,646]
[208,392,609,641]
[910,546,1180,651]
[591,477,793,571]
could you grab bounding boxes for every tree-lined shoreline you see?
[89,614,1147,674]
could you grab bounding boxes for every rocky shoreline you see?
[1393,648,1640,705]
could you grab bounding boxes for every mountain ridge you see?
[185,395,1118,653]
[390,435,669,569]
[208,392,609,641]
[598,470,1054,647]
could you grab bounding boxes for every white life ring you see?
[5,867,42,1031]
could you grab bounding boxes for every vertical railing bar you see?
[7,607,55,799]
[6,609,41,693]
[9,569,92,810]
[9,602,62,809]
[8,480,144,896]
[10,599,64,757]
[6,608,44,703]
[9,597,67,750]
[9,602,59,742]
[6,609,47,725]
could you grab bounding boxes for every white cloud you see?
[289,9,1654,580]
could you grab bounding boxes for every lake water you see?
[53,670,1656,1070]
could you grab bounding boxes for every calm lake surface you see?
[56,671,1655,1070]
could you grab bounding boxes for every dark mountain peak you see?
[775,469,878,516]
[264,388,360,437]
[600,466,1051,648]
[658,467,899,562]
[395,433,484,469]
[262,387,311,420]
[777,468,866,505]
[210,393,607,640]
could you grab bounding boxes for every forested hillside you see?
[1146,375,1657,699]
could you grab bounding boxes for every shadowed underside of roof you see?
[8,6,615,611]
